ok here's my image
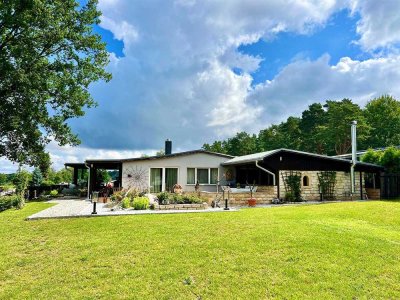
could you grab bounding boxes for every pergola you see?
[65,160,123,198]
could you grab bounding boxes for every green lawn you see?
[1,201,400,299]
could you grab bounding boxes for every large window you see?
[187,168,195,184]
[150,168,162,193]
[197,169,209,184]
[210,168,218,184]
[187,167,219,185]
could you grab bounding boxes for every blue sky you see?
[2,0,400,172]
[239,9,367,84]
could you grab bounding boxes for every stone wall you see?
[200,186,277,206]
[279,170,365,201]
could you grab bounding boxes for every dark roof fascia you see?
[121,149,234,163]
[222,148,384,170]
[64,163,86,168]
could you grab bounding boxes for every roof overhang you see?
[221,148,384,172]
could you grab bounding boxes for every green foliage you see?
[361,149,383,165]
[132,197,150,210]
[156,192,203,204]
[110,190,125,202]
[320,99,369,155]
[61,187,80,197]
[0,195,19,212]
[96,169,112,183]
[41,179,55,186]
[49,190,59,197]
[13,169,31,208]
[0,173,8,185]
[283,173,302,202]
[47,168,73,184]
[203,96,400,156]
[156,191,170,204]
[364,95,400,148]
[32,168,43,186]
[0,0,111,167]
[121,197,130,209]
[317,171,337,201]
[362,147,400,173]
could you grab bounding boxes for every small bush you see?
[156,192,203,204]
[126,189,140,199]
[157,191,170,204]
[132,197,149,210]
[121,197,130,209]
[182,194,202,204]
[0,195,19,212]
[61,188,80,196]
[110,190,125,202]
[49,190,59,197]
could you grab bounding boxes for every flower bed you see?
[153,203,208,210]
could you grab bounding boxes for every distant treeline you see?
[203,95,400,156]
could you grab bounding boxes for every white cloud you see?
[250,54,400,125]
[350,0,400,51]
[3,0,400,172]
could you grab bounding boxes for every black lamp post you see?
[224,189,230,210]
[92,191,99,215]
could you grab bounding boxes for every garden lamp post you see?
[92,191,99,215]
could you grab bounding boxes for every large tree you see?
[0,0,111,166]
[299,103,327,154]
[364,95,400,148]
[319,99,369,155]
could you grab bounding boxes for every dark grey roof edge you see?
[222,148,383,169]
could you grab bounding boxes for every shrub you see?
[126,189,140,199]
[121,197,131,209]
[49,190,59,197]
[61,188,80,196]
[41,180,55,186]
[110,190,125,202]
[132,197,149,210]
[0,195,19,212]
[157,191,170,204]
[182,194,202,204]
[156,192,203,204]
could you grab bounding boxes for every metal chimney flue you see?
[165,139,172,155]
[350,121,357,194]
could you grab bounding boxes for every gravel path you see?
[26,198,236,220]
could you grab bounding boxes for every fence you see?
[380,174,400,199]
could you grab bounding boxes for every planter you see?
[248,198,257,207]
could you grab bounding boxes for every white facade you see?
[122,152,231,192]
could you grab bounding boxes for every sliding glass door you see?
[150,168,162,193]
[165,168,178,192]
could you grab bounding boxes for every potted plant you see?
[247,181,257,207]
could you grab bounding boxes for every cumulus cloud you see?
[350,0,400,51]
[3,0,400,172]
[250,54,400,125]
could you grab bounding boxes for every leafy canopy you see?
[204,95,399,156]
[0,0,111,166]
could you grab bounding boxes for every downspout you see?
[85,163,91,200]
[255,160,276,186]
[350,121,357,194]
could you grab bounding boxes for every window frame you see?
[186,167,219,185]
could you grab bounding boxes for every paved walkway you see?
[27,198,367,220]
[27,198,237,220]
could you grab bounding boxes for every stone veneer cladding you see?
[279,170,364,201]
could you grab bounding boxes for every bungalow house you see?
[65,140,383,204]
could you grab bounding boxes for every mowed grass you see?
[0,201,400,299]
